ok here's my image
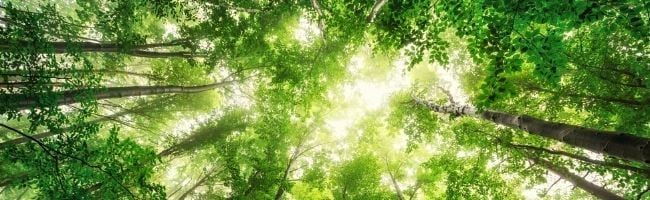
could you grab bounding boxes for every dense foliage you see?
[1,0,648,199]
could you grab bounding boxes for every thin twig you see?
[541,177,562,197]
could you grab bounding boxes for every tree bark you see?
[531,156,625,200]
[6,80,236,110]
[1,69,164,81]
[0,40,199,58]
[414,100,650,164]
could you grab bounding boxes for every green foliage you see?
[2,0,649,199]
[332,154,391,200]
[388,92,439,151]
[424,154,519,200]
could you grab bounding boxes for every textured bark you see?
[8,80,236,110]
[414,100,650,164]
[532,156,625,200]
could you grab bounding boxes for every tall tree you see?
[530,155,625,200]
[414,99,650,164]
[5,80,237,110]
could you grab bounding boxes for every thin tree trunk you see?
[274,148,300,200]
[0,82,65,88]
[408,183,420,200]
[541,177,562,197]
[6,80,236,110]
[367,0,389,23]
[177,173,212,200]
[1,69,163,81]
[0,107,133,148]
[95,69,164,80]
[531,156,625,200]
[388,170,404,200]
[503,141,650,176]
[414,100,650,164]
[0,172,29,188]
[0,41,199,58]
[0,95,176,148]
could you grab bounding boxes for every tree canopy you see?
[1,0,649,199]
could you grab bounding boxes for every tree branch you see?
[0,123,136,198]
[541,177,562,197]
[506,141,650,176]
[437,86,456,104]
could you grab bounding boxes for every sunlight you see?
[163,23,180,38]
[391,133,407,150]
[435,67,468,104]
[293,16,321,44]
[4,1,643,199]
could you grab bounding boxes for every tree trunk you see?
[0,172,29,188]
[414,100,650,164]
[388,170,405,200]
[531,156,625,200]
[177,173,212,200]
[6,80,236,110]
[503,141,650,176]
[0,41,198,58]
[274,149,300,200]
[0,95,175,148]
[1,69,163,81]
[0,109,129,148]
[367,0,389,23]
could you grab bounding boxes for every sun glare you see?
[293,16,321,44]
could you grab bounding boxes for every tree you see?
[413,99,650,165]
[530,155,625,200]
[2,0,649,199]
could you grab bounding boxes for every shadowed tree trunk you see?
[0,40,201,58]
[531,156,625,200]
[177,169,220,200]
[6,80,237,110]
[387,169,404,200]
[0,95,178,148]
[414,100,650,164]
[501,140,650,176]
